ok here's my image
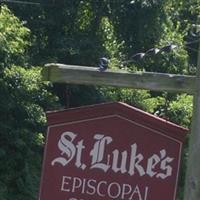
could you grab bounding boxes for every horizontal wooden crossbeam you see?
[42,63,196,94]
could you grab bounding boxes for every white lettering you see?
[121,184,132,199]
[75,140,86,170]
[81,178,86,194]
[86,179,96,195]
[112,150,127,174]
[97,181,107,197]
[128,144,145,176]
[52,132,175,180]
[146,154,160,177]
[107,182,121,198]
[61,176,149,200]
[61,176,71,192]
[156,149,174,179]
[72,177,82,192]
[90,134,112,172]
[129,185,143,200]
[51,132,76,166]
[144,187,149,200]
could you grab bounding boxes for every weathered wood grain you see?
[42,63,196,93]
[184,40,200,200]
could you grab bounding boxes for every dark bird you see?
[189,25,200,38]
[146,48,160,55]
[160,44,177,53]
[131,52,145,61]
[98,57,109,71]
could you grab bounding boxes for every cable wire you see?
[0,0,40,6]
[185,39,200,45]
[185,46,198,52]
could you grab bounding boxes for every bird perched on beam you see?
[131,52,145,61]
[124,43,178,65]
[146,48,160,55]
[160,44,177,53]
[98,57,109,71]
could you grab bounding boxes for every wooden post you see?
[184,39,200,200]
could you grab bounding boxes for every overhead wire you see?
[185,39,200,45]
[184,39,199,52]
[121,38,200,65]
[185,46,198,52]
[0,0,40,5]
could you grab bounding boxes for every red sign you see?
[39,102,187,200]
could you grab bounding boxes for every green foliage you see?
[75,1,94,31]
[1,1,199,199]
[99,87,162,112]
[0,67,59,200]
[0,65,60,200]
[0,6,30,67]
[167,94,193,127]
[0,5,60,200]
[98,16,125,69]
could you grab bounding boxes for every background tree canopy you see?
[0,1,199,199]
